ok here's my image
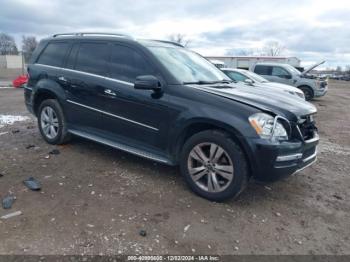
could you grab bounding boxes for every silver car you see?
[222,68,306,100]
[250,61,328,100]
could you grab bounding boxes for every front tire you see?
[180,130,249,201]
[38,99,71,145]
[299,86,314,101]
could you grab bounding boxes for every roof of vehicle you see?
[221,68,247,72]
[253,62,291,67]
[47,32,184,48]
[206,55,300,61]
[209,59,225,65]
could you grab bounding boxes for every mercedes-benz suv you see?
[24,33,319,201]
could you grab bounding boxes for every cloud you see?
[1,0,350,68]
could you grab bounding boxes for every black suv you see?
[25,33,319,201]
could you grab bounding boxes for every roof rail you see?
[52,32,133,39]
[150,40,184,47]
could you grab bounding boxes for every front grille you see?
[320,81,327,88]
[297,115,317,141]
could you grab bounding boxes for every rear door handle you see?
[104,89,117,96]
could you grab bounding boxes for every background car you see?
[250,61,328,100]
[340,75,350,81]
[221,68,305,100]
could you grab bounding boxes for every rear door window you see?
[65,43,79,69]
[75,42,109,76]
[37,42,70,67]
[109,44,153,82]
[254,65,272,75]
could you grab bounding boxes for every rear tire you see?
[180,130,249,201]
[299,86,314,101]
[38,99,71,145]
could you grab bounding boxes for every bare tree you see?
[0,33,18,55]
[168,34,191,47]
[22,35,38,62]
[261,41,285,56]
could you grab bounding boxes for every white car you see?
[222,68,305,100]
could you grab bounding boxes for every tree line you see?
[1,32,349,73]
[0,32,38,62]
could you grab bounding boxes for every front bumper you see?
[248,133,319,182]
[314,85,328,97]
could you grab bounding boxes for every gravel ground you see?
[0,68,24,80]
[0,80,349,255]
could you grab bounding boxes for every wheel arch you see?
[297,84,314,98]
[33,79,66,116]
[171,119,254,174]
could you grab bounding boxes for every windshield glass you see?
[284,64,301,75]
[241,70,269,83]
[147,46,231,83]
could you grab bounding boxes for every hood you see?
[260,82,304,96]
[189,82,317,121]
[301,61,325,75]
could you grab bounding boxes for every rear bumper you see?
[24,86,35,115]
[248,133,319,182]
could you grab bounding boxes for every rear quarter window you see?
[254,65,272,75]
[37,42,70,67]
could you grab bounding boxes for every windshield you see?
[147,46,231,83]
[241,70,269,83]
[284,64,301,75]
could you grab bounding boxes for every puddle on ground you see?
[0,115,30,128]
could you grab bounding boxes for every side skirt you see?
[68,129,175,165]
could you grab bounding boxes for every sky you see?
[1,0,349,69]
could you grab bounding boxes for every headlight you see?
[297,92,305,99]
[249,113,288,141]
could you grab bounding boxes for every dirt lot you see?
[0,81,349,255]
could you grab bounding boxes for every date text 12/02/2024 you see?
[127,255,220,261]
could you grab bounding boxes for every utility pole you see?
[21,51,25,75]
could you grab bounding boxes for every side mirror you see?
[134,75,161,91]
[244,79,254,85]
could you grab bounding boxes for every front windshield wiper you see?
[183,79,234,85]
[183,80,214,85]
[214,79,235,84]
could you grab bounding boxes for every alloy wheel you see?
[187,142,234,193]
[40,106,59,139]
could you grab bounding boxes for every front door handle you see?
[104,89,117,96]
